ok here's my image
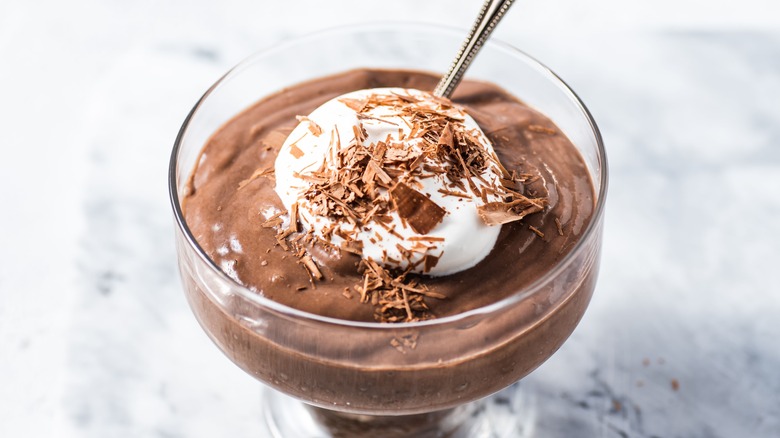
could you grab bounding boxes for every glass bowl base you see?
[260,382,536,438]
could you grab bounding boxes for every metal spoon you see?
[433,0,516,98]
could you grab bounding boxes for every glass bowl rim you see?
[169,21,608,329]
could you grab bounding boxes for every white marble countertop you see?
[2,1,779,437]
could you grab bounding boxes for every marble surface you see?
[2,1,779,437]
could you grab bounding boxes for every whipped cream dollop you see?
[274,88,508,276]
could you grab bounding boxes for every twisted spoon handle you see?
[433,0,516,98]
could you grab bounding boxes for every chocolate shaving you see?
[367,160,392,185]
[275,233,289,251]
[476,204,523,226]
[407,236,445,242]
[238,167,274,190]
[338,97,368,112]
[423,255,440,272]
[437,122,455,149]
[261,211,285,228]
[289,144,304,159]
[527,124,557,135]
[287,202,299,233]
[476,197,546,226]
[529,225,545,238]
[358,113,399,126]
[390,182,446,235]
[555,218,564,236]
[438,188,470,198]
[299,254,323,280]
[385,146,420,162]
[296,115,323,136]
[491,152,512,179]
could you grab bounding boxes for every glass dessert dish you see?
[170,23,606,438]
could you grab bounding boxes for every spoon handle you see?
[433,0,516,99]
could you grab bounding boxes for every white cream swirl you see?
[274,88,505,276]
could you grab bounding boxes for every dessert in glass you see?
[169,23,607,437]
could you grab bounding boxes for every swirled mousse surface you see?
[183,69,594,323]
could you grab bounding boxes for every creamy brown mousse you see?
[181,69,597,414]
[184,69,593,322]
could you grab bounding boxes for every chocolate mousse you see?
[179,68,598,414]
[183,69,594,322]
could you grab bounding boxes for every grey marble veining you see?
[1,1,779,437]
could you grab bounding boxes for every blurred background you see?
[1,0,779,436]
